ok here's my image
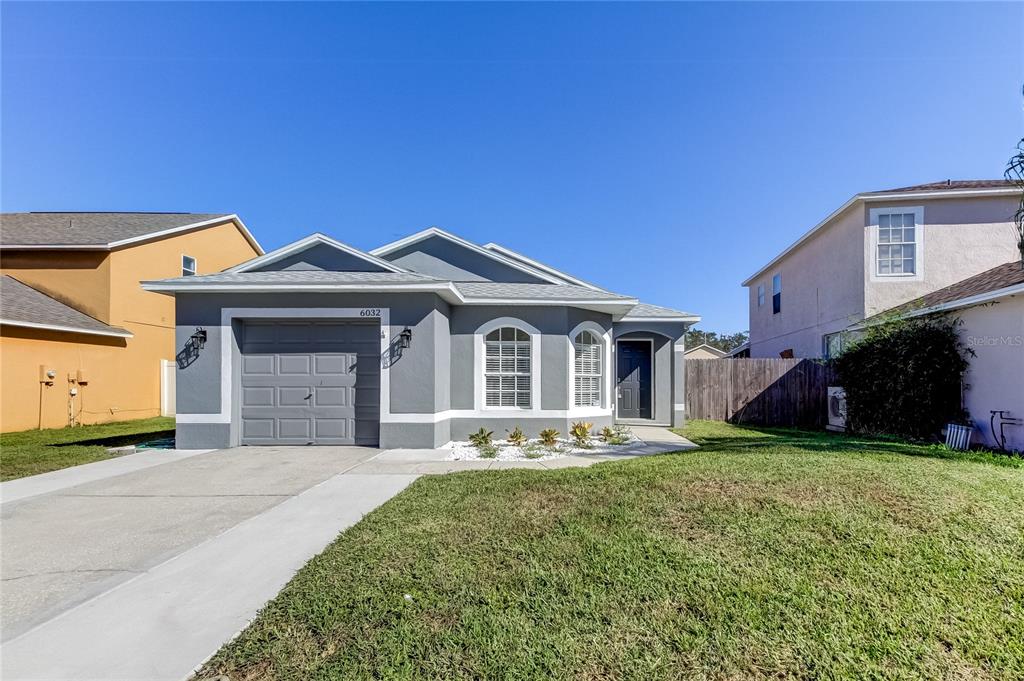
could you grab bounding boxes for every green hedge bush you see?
[833,316,971,440]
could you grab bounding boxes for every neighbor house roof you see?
[866,180,1016,194]
[0,275,132,338]
[872,260,1024,321]
[683,343,728,358]
[741,180,1019,286]
[0,212,263,253]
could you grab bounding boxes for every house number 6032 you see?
[360,308,381,317]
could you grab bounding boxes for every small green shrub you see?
[468,428,493,448]
[833,315,972,440]
[570,421,593,448]
[522,443,545,459]
[600,425,632,445]
[476,443,498,458]
[538,429,560,447]
[506,426,527,447]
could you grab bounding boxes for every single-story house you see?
[143,228,700,449]
[683,343,727,359]
[852,260,1023,451]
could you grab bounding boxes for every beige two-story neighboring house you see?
[741,180,1021,358]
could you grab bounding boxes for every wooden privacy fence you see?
[685,358,836,428]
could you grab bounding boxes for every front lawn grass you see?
[0,417,174,481]
[202,421,1024,680]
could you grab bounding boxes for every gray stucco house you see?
[144,228,699,449]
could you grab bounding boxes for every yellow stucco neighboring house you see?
[0,213,263,432]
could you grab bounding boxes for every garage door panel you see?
[242,386,276,408]
[278,386,312,407]
[314,418,349,439]
[313,354,351,375]
[277,418,311,440]
[314,386,349,407]
[278,355,312,375]
[241,355,275,375]
[242,418,275,439]
[240,320,380,446]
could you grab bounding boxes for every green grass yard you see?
[203,421,1024,680]
[0,417,175,481]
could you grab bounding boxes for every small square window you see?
[182,255,197,277]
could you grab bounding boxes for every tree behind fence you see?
[685,358,836,428]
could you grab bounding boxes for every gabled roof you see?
[481,242,604,290]
[876,260,1024,321]
[225,233,407,274]
[741,180,1019,286]
[684,343,728,357]
[370,227,567,285]
[0,275,132,338]
[0,212,263,253]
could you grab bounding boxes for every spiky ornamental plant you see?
[1005,137,1024,267]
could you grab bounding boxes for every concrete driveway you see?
[1,446,417,681]
[1,427,694,680]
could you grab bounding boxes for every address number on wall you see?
[360,308,382,317]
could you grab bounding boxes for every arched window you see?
[573,330,603,407]
[484,327,531,407]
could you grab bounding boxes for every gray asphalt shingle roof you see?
[454,282,634,301]
[867,179,1015,194]
[622,302,697,319]
[149,270,446,286]
[0,212,231,247]
[0,276,131,337]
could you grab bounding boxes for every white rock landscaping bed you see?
[443,432,641,462]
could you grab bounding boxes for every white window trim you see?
[474,317,542,412]
[869,206,924,282]
[567,321,612,413]
[182,254,197,276]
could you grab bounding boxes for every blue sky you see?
[2,2,1021,332]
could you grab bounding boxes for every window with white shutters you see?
[573,330,602,407]
[484,327,531,407]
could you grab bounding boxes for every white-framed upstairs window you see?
[757,284,765,307]
[573,330,603,407]
[182,254,197,277]
[484,327,531,408]
[871,206,923,280]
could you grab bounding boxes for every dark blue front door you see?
[616,341,652,419]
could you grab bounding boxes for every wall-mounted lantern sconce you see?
[190,327,207,350]
[398,327,413,349]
